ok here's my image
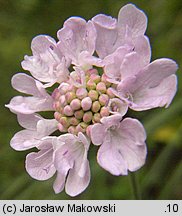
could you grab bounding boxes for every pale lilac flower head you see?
[6,4,178,197]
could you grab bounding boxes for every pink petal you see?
[97,134,128,175]
[100,114,123,128]
[92,14,117,58]
[84,21,97,55]
[57,17,96,65]
[17,113,41,130]
[10,129,41,151]
[118,4,147,38]
[53,172,66,194]
[117,58,178,111]
[37,119,57,136]
[54,145,74,175]
[133,35,151,65]
[131,74,177,111]
[26,148,56,180]
[120,52,146,80]
[65,158,90,197]
[77,132,90,150]
[90,123,105,145]
[136,58,178,88]
[108,98,128,116]
[6,95,53,114]
[78,51,104,68]
[97,117,147,175]
[104,46,130,82]
[31,35,57,55]
[12,73,43,96]
[115,118,147,171]
[22,35,69,85]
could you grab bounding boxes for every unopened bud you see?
[92,113,101,123]
[90,74,101,84]
[100,107,110,117]
[86,79,96,90]
[65,92,76,104]
[60,116,70,128]
[59,95,67,106]
[92,101,101,113]
[76,88,88,99]
[58,83,70,94]
[86,68,98,76]
[88,90,99,101]
[68,126,77,134]
[96,82,106,94]
[58,123,67,132]
[54,111,62,121]
[106,88,115,98]
[86,125,92,137]
[81,97,92,111]
[76,122,88,133]
[68,84,76,92]
[101,74,111,87]
[52,88,61,100]
[70,98,81,110]
[83,111,93,123]
[53,101,61,111]
[74,110,84,119]
[69,117,80,126]
[63,105,74,116]
[99,94,109,106]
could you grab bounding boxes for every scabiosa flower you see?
[6,3,178,197]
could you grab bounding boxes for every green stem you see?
[129,172,141,200]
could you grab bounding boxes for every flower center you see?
[52,69,116,135]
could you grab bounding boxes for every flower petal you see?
[6,95,53,114]
[97,133,128,175]
[31,35,57,55]
[92,14,117,58]
[100,114,123,128]
[53,172,66,194]
[54,146,74,175]
[10,129,40,151]
[78,51,104,69]
[22,35,69,85]
[104,46,130,82]
[108,98,128,116]
[133,35,151,65]
[57,18,96,66]
[10,117,57,151]
[135,58,178,88]
[26,148,56,180]
[116,118,147,171]
[117,58,178,111]
[65,158,90,197]
[118,4,147,38]
[37,119,58,137]
[130,74,177,110]
[17,113,41,130]
[120,52,146,80]
[12,73,44,96]
[90,123,105,145]
[97,117,147,175]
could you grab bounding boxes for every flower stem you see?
[129,172,141,200]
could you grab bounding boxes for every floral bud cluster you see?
[52,69,115,135]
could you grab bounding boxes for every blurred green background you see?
[0,0,181,200]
